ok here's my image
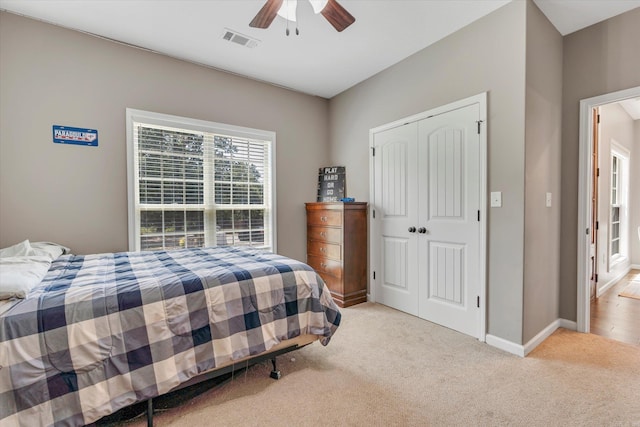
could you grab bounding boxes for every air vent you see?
[222,28,260,48]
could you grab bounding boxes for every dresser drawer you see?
[307,255,343,279]
[307,210,342,227]
[307,226,342,244]
[307,240,342,260]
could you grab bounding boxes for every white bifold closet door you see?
[374,103,481,338]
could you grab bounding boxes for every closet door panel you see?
[373,123,419,316]
[417,103,481,338]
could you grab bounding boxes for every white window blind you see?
[126,109,275,252]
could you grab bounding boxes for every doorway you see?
[577,86,640,343]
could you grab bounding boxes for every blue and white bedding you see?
[0,246,341,426]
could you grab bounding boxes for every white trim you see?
[559,319,578,331]
[631,264,640,269]
[125,108,277,253]
[270,137,278,254]
[610,140,631,159]
[368,116,377,304]
[523,322,558,356]
[488,318,577,358]
[369,94,486,135]
[523,319,575,356]
[486,334,524,357]
[126,110,136,252]
[577,86,640,333]
[478,94,488,342]
[608,142,630,266]
[609,255,628,270]
[597,264,631,297]
[368,92,487,342]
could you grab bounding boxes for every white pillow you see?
[0,240,69,261]
[0,256,52,300]
[30,242,69,260]
[0,240,33,258]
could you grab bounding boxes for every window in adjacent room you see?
[609,142,629,265]
[126,109,275,252]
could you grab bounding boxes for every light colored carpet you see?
[126,302,640,427]
[619,275,640,300]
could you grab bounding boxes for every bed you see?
[0,243,341,427]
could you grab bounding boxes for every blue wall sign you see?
[52,125,98,147]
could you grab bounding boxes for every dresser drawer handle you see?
[320,247,326,252]
[320,262,327,268]
[321,216,328,222]
[319,231,326,237]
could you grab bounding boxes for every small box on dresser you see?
[305,202,368,307]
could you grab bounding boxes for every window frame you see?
[610,155,620,258]
[608,141,629,267]
[126,108,277,253]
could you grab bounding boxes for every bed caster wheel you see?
[270,370,281,380]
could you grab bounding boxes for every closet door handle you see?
[418,227,427,234]
[408,227,416,233]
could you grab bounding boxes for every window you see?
[609,142,629,264]
[610,155,620,257]
[126,109,275,252]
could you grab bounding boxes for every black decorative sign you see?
[317,166,346,202]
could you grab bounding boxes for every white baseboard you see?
[523,320,559,356]
[522,318,577,356]
[486,334,524,357]
[597,265,631,297]
[558,319,577,331]
[631,264,640,270]
[487,318,577,358]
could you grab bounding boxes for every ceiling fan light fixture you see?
[309,0,329,14]
[250,0,354,32]
[277,0,298,22]
[275,0,328,23]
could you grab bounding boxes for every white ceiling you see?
[619,98,640,120]
[1,0,639,99]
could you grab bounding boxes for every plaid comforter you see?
[0,247,341,427]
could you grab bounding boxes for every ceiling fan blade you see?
[320,0,355,32]
[249,0,284,29]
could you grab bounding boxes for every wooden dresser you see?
[305,202,368,307]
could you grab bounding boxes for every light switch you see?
[546,192,552,208]
[490,191,502,208]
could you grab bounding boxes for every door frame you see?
[368,92,488,341]
[576,85,640,333]
[589,107,599,300]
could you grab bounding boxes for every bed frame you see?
[141,334,318,427]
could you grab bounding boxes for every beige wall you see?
[0,12,329,259]
[329,1,527,343]
[560,7,640,320]
[522,1,563,343]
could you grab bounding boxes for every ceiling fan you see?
[250,0,356,33]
